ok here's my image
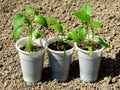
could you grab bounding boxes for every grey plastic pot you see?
[47,36,73,82]
[15,37,47,83]
[75,42,104,82]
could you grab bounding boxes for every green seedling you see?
[13,6,48,52]
[46,17,68,40]
[46,18,69,55]
[68,4,109,55]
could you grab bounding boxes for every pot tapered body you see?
[16,37,47,83]
[75,43,104,82]
[47,36,73,82]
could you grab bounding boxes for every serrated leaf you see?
[81,4,92,16]
[74,11,91,23]
[34,15,48,28]
[91,21,101,30]
[88,44,93,56]
[50,24,63,33]
[13,26,24,40]
[69,30,79,43]
[25,6,38,15]
[93,36,110,48]
[61,24,68,30]
[35,31,44,39]
[13,14,25,32]
[46,17,58,25]
[78,26,87,42]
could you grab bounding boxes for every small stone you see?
[118,75,120,78]
[117,79,120,82]
[112,77,117,83]
[104,77,111,85]
[4,82,8,87]
[101,85,112,90]
[104,77,109,81]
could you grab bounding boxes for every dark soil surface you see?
[20,45,44,52]
[78,41,102,51]
[0,0,120,90]
[48,41,72,51]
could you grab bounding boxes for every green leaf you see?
[46,17,58,25]
[24,15,32,25]
[78,26,87,42]
[32,28,39,37]
[91,21,101,30]
[88,44,93,56]
[74,11,91,23]
[50,24,63,33]
[81,4,92,16]
[32,28,44,39]
[25,6,38,15]
[13,14,25,32]
[69,30,79,43]
[61,24,68,30]
[34,15,48,28]
[13,26,24,40]
[35,31,44,39]
[63,36,73,42]
[93,36,110,48]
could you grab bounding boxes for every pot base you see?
[80,72,99,82]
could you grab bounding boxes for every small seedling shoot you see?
[13,6,48,52]
[46,18,72,54]
[68,4,109,55]
[46,18,68,42]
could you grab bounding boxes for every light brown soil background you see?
[0,0,120,90]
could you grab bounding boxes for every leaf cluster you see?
[13,6,48,40]
[68,4,109,55]
[13,6,48,51]
[46,18,68,42]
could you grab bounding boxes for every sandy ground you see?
[0,0,120,90]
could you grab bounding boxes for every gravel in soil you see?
[0,0,120,90]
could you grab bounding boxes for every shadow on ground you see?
[41,59,79,82]
[67,60,80,81]
[41,51,120,83]
[98,51,120,83]
[42,66,52,82]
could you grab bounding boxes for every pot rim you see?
[74,35,105,53]
[74,42,104,53]
[47,36,74,54]
[15,37,47,54]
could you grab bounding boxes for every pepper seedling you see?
[46,17,68,40]
[68,4,109,55]
[46,18,69,54]
[13,6,48,52]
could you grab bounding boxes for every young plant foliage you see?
[69,4,109,55]
[13,6,48,52]
[47,18,70,55]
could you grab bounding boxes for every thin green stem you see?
[86,23,90,42]
[27,25,33,51]
[91,29,94,44]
